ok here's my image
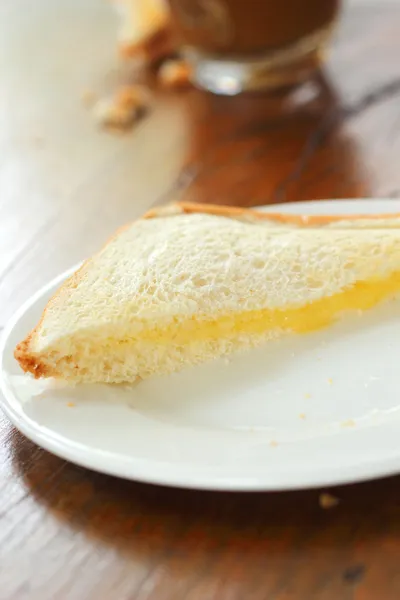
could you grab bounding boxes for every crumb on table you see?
[319,492,340,509]
[269,440,278,448]
[158,59,192,89]
[92,85,149,130]
[67,402,76,408]
[117,9,173,64]
[299,413,306,420]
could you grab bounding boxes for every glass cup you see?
[167,0,341,94]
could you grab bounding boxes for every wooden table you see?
[1,0,400,598]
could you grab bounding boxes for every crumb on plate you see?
[299,413,306,420]
[269,440,278,448]
[67,402,76,408]
[341,419,355,428]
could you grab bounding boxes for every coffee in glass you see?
[167,0,341,94]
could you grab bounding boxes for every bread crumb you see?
[327,378,333,385]
[116,85,149,108]
[341,419,355,428]
[120,376,142,391]
[67,402,76,408]
[92,85,149,130]
[158,59,192,89]
[299,413,306,420]
[117,1,172,64]
[93,98,137,129]
[319,492,339,509]
[304,393,311,399]
[269,440,278,447]
[82,89,97,108]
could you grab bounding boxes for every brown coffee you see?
[168,0,340,57]
[167,0,341,94]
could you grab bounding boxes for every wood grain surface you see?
[1,0,400,598]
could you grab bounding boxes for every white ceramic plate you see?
[2,199,400,491]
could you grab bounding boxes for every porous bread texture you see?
[15,206,400,383]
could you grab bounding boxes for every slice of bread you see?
[14,202,400,384]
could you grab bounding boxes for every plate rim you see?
[2,198,400,491]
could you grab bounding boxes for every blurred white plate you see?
[1,199,400,491]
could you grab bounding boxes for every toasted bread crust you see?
[14,337,52,378]
[145,201,400,226]
[14,201,400,378]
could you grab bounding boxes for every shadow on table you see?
[9,428,400,589]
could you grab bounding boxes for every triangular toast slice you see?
[15,202,400,383]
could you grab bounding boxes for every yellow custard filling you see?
[48,272,400,382]
[120,272,400,345]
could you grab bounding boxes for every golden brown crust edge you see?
[144,201,400,226]
[13,258,94,378]
[14,211,157,377]
[14,201,400,378]
[14,338,53,378]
